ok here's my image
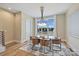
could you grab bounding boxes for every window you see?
[36,18,56,34]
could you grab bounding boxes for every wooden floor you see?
[0,42,34,56]
[6,42,18,48]
[0,41,68,56]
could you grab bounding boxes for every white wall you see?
[21,12,33,43]
[0,8,22,45]
[56,14,66,41]
[0,8,15,44]
[14,12,21,43]
[66,4,79,54]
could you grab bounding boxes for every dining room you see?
[0,3,79,56]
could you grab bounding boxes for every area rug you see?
[19,41,78,56]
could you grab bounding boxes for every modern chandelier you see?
[38,6,47,26]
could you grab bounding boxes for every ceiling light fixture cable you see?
[40,6,44,20]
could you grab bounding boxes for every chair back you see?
[31,36,39,45]
[40,39,49,46]
[52,38,61,44]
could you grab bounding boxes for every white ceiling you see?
[0,3,72,17]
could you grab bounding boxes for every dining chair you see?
[31,36,40,50]
[51,37,61,51]
[40,38,51,53]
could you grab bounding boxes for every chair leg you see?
[32,45,35,50]
[51,44,54,56]
[39,46,43,52]
[40,46,47,54]
[60,43,61,51]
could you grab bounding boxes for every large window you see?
[37,18,56,34]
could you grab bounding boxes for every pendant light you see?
[40,6,44,20]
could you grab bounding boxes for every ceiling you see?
[0,3,72,18]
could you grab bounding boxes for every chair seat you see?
[51,38,61,51]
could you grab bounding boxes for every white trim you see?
[5,40,17,45]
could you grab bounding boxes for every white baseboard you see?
[5,40,19,45]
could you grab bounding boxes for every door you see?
[26,19,31,41]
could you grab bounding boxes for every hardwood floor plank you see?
[0,42,34,56]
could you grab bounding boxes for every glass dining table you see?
[31,35,61,54]
[37,36,56,49]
